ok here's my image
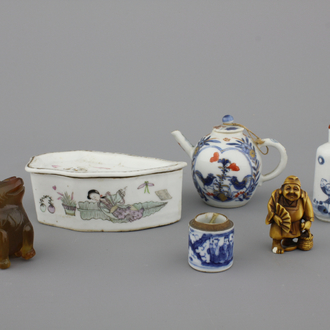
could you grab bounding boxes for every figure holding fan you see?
[265,176,314,254]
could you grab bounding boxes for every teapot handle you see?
[258,138,288,186]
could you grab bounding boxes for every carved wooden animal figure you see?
[0,177,35,269]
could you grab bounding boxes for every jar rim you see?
[189,212,234,232]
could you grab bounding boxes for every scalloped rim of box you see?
[25,150,187,178]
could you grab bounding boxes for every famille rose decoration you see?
[313,125,330,222]
[188,212,234,272]
[25,151,186,232]
[0,177,36,269]
[172,115,288,208]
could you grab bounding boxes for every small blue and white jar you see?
[313,125,330,222]
[188,212,234,272]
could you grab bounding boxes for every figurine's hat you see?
[283,175,301,187]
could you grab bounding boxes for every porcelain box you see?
[25,151,187,231]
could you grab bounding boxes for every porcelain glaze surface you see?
[172,115,288,208]
[188,213,234,272]
[313,127,330,222]
[25,151,187,231]
[191,134,261,207]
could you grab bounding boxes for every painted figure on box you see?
[77,187,167,223]
[265,176,314,254]
[86,188,144,222]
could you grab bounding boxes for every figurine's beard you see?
[285,193,299,200]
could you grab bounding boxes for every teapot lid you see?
[213,115,244,133]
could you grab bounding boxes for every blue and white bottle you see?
[313,125,330,222]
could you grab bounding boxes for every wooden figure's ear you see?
[300,190,305,198]
[279,189,282,195]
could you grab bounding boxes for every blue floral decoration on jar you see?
[318,156,325,165]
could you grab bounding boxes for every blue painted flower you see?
[218,158,231,168]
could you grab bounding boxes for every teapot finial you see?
[222,115,234,124]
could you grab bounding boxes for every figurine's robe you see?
[265,189,314,239]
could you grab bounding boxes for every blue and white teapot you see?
[172,115,288,208]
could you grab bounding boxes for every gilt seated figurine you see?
[265,175,314,254]
[0,177,36,269]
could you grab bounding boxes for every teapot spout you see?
[171,130,195,159]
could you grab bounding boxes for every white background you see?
[1,1,330,329]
